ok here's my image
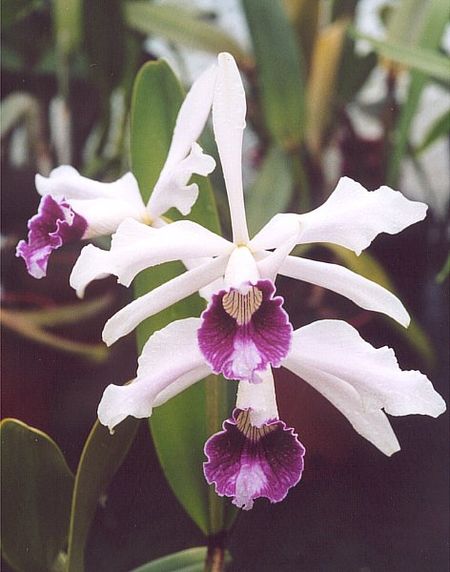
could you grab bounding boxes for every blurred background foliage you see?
[1,0,449,571]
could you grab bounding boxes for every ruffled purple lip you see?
[204,408,305,510]
[16,195,87,279]
[197,280,292,383]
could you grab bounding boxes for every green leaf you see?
[327,245,435,367]
[385,0,449,184]
[436,253,450,284]
[353,34,450,85]
[52,0,81,57]
[130,60,236,534]
[246,145,293,236]
[242,0,306,149]
[0,419,74,572]
[125,2,247,65]
[415,108,450,154]
[66,417,140,572]
[336,37,377,105]
[131,546,232,572]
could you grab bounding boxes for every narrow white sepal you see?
[279,255,410,327]
[213,52,249,244]
[102,255,229,345]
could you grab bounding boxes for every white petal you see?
[102,255,229,345]
[256,235,298,282]
[153,365,212,408]
[285,361,401,456]
[224,246,259,290]
[213,52,249,244]
[164,64,217,170]
[283,320,446,453]
[36,166,143,204]
[279,255,410,327]
[98,318,205,430]
[70,218,232,297]
[250,177,428,254]
[36,167,146,237]
[249,213,301,252]
[70,244,112,298]
[236,367,279,427]
[148,143,216,218]
[147,63,218,218]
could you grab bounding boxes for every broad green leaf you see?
[125,2,247,65]
[0,419,74,572]
[306,18,349,154]
[353,34,450,85]
[246,145,293,236]
[130,60,236,534]
[242,0,306,149]
[131,547,207,572]
[131,546,232,572]
[385,0,449,184]
[52,0,81,57]
[415,108,450,154]
[66,417,140,572]
[385,0,428,48]
[327,245,435,366]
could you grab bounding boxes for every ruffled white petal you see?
[102,255,229,345]
[213,53,249,244]
[283,320,446,454]
[250,177,427,254]
[36,167,146,237]
[70,218,233,297]
[147,63,218,218]
[148,143,216,218]
[153,364,212,408]
[236,367,279,427]
[279,255,410,327]
[98,318,205,430]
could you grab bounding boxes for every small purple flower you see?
[16,194,87,279]
[204,408,305,510]
[197,279,292,382]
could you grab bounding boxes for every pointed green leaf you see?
[327,245,435,366]
[66,417,140,572]
[0,418,74,572]
[415,108,450,155]
[353,34,450,85]
[130,60,236,534]
[246,145,293,236]
[242,0,306,149]
[385,0,449,184]
[131,547,207,572]
[125,2,247,65]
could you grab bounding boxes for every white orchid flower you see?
[74,53,424,371]
[16,63,217,279]
[90,53,445,510]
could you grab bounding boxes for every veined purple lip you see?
[197,279,292,383]
[16,195,87,279]
[204,408,306,510]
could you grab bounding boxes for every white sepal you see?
[279,255,410,327]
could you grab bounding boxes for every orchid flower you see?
[89,52,444,510]
[16,63,217,279]
[74,53,424,376]
[97,315,445,510]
